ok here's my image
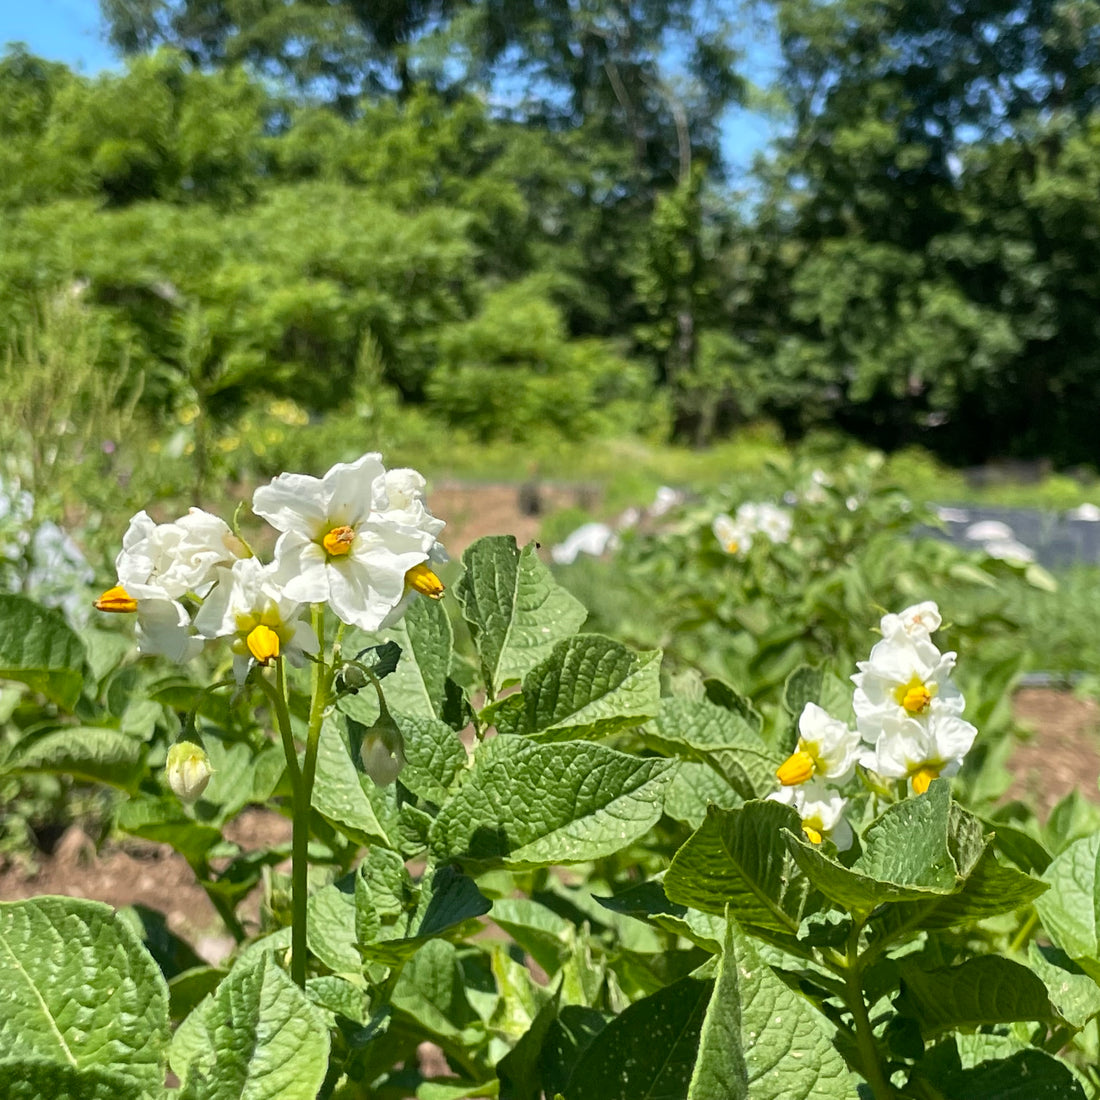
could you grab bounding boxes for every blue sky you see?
[0,0,781,172]
[1,0,116,73]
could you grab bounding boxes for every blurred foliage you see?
[2,0,1100,476]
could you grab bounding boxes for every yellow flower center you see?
[246,624,281,664]
[322,525,356,557]
[405,563,445,599]
[894,675,933,715]
[910,764,942,795]
[95,585,138,613]
[776,748,815,786]
[802,823,824,845]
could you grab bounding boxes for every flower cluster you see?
[769,601,977,848]
[712,501,792,557]
[854,600,977,794]
[95,454,447,681]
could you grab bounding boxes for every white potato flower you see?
[755,502,793,544]
[769,781,853,850]
[776,702,861,787]
[115,508,247,600]
[712,513,753,556]
[135,597,205,663]
[859,712,977,795]
[253,453,442,631]
[193,557,319,683]
[852,633,964,740]
[879,601,942,643]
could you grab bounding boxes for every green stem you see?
[289,604,334,988]
[1009,909,1039,955]
[256,665,301,790]
[842,921,897,1100]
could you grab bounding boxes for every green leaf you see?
[388,712,469,805]
[0,595,85,708]
[456,536,587,693]
[1036,831,1100,983]
[171,953,330,1100]
[0,897,169,1089]
[896,957,1059,1036]
[492,634,661,742]
[787,781,956,915]
[702,678,763,734]
[390,938,481,1039]
[688,918,855,1099]
[0,1060,147,1100]
[497,984,564,1100]
[306,876,360,975]
[664,760,743,828]
[664,802,818,935]
[873,847,1047,938]
[345,595,454,719]
[1028,945,1100,1029]
[3,726,146,793]
[429,737,675,871]
[595,878,725,953]
[312,710,397,848]
[914,1035,1086,1099]
[359,864,491,966]
[644,696,779,800]
[782,665,823,718]
[563,975,710,1099]
[115,796,222,864]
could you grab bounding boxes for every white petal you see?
[253,472,328,536]
[323,453,385,526]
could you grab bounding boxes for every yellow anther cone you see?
[901,684,932,715]
[95,585,138,613]
[246,624,281,664]
[776,749,815,786]
[911,766,941,795]
[322,525,355,556]
[802,824,823,845]
[406,563,445,599]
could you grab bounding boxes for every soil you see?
[1,484,1098,964]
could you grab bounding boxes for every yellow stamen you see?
[725,540,739,554]
[405,563,445,599]
[776,749,815,786]
[894,675,933,715]
[802,824,823,845]
[246,624,281,664]
[95,585,137,613]
[910,765,941,795]
[322,525,355,556]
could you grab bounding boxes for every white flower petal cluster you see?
[778,702,862,787]
[769,781,853,851]
[194,557,319,683]
[772,703,859,847]
[712,501,792,556]
[97,453,446,669]
[117,508,245,600]
[854,602,976,793]
[253,453,445,632]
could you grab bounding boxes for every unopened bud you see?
[359,709,406,788]
[166,741,213,803]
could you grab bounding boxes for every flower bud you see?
[359,709,406,788]
[166,741,213,803]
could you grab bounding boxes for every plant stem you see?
[257,664,301,790]
[1008,908,1039,955]
[843,920,897,1100]
[289,604,333,988]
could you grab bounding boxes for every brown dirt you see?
[1002,687,1100,817]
